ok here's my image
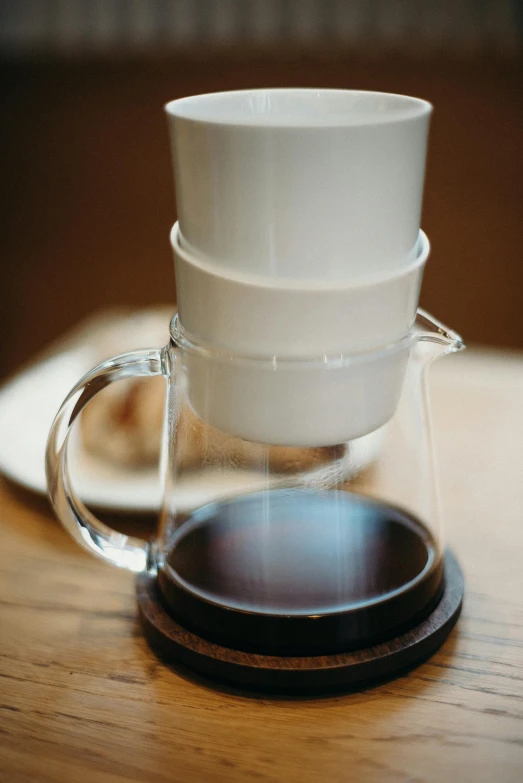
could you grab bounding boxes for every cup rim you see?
[171,222,429,291]
[165,88,432,130]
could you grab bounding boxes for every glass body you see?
[46,310,464,654]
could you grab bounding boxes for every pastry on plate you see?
[80,308,171,468]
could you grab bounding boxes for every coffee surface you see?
[165,490,438,616]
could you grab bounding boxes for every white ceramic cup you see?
[165,89,432,282]
[177,317,411,447]
[171,223,429,357]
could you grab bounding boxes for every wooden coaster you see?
[136,550,463,693]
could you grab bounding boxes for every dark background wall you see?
[1,1,522,379]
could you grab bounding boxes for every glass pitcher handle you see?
[45,348,167,572]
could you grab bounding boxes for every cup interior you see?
[165,89,432,128]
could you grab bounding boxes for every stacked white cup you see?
[166,89,432,446]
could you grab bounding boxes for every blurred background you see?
[1,0,522,379]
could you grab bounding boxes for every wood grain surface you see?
[0,348,522,782]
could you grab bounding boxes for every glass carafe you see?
[46,309,464,655]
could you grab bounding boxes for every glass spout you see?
[413,308,465,360]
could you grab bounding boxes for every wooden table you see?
[1,349,522,782]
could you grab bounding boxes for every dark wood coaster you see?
[136,550,464,694]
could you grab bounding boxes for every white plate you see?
[0,313,169,513]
